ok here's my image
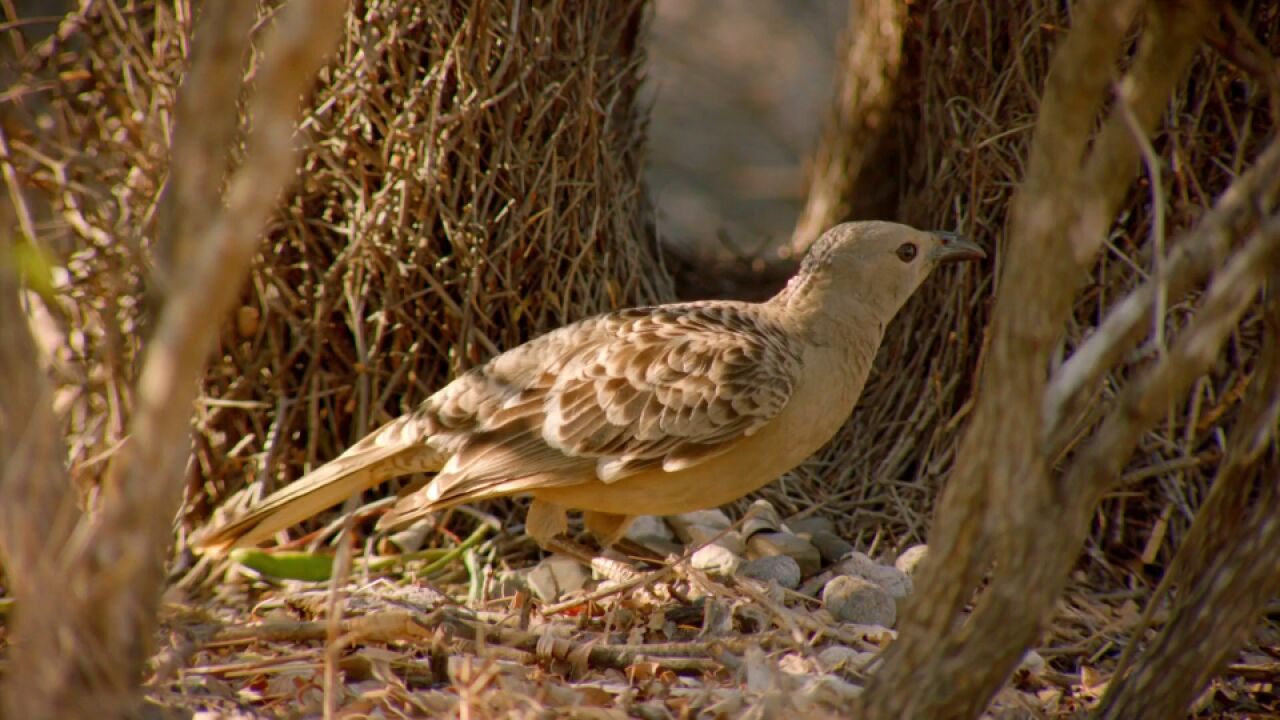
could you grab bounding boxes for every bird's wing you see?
[414,303,802,509]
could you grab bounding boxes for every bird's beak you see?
[928,231,987,263]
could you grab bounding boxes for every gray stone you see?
[526,554,589,603]
[684,524,746,555]
[747,531,822,578]
[625,515,675,545]
[667,509,732,542]
[383,517,435,553]
[639,538,685,557]
[895,544,929,577]
[739,555,801,589]
[1018,650,1046,675]
[491,569,528,599]
[742,499,782,537]
[834,551,913,598]
[784,515,836,536]
[817,646,879,672]
[822,575,896,627]
[808,529,854,563]
[690,544,742,577]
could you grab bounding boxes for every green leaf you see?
[230,548,334,581]
[8,237,58,303]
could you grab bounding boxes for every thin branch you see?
[1043,137,1280,437]
[856,1,1216,717]
[151,0,257,295]
[0,4,346,718]
[1097,268,1280,719]
[1067,215,1280,499]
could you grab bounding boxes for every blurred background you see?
[646,0,846,266]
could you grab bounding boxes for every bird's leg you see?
[526,499,603,566]
[523,501,643,583]
[525,498,568,548]
[582,511,634,548]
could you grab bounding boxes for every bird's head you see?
[783,221,986,321]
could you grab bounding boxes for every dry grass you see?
[4,0,671,539]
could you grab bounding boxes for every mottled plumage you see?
[195,222,983,553]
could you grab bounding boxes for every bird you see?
[194,221,984,555]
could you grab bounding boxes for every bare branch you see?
[856,1,1217,716]
[1043,137,1280,437]
[151,0,258,295]
[0,4,345,717]
[1067,3,1219,264]
[1067,215,1280,497]
[0,131,78,685]
[1097,270,1280,719]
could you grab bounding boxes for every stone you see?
[1018,650,1046,675]
[817,646,879,672]
[747,531,822,578]
[382,516,435,553]
[640,538,685,557]
[684,524,746,555]
[808,529,854,563]
[778,653,813,676]
[742,499,782,537]
[625,515,674,545]
[739,555,801,589]
[834,551,913,598]
[667,509,732,542]
[783,515,836,536]
[895,544,929,577]
[690,544,742,577]
[526,554,589,603]
[822,575,896,627]
[799,674,864,705]
[798,570,835,598]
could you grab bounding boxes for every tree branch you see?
[151,0,258,298]
[1097,266,1280,719]
[856,1,1216,716]
[1043,137,1280,439]
[0,4,345,717]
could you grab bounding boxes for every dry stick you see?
[936,212,1280,720]
[323,520,357,720]
[540,505,761,615]
[857,2,1214,717]
[0,6,345,720]
[1098,270,1280,719]
[858,0,1145,712]
[0,137,82,720]
[1068,217,1280,503]
[1043,138,1280,439]
[151,0,257,292]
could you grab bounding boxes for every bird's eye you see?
[896,243,918,262]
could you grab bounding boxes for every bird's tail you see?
[192,415,445,555]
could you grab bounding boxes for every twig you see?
[1100,263,1280,717]
[1043,137,1280,437]
[540,505,762,614]
[1117,91,1167,354]
[859,2,1217,717]
[0,5,346,718]
[1068,215,1280,500]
